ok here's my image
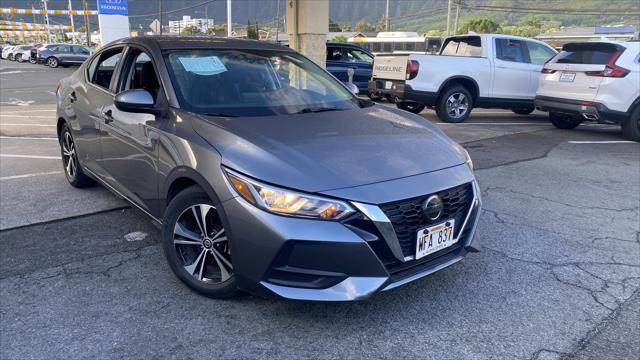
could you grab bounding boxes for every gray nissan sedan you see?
[55,36,481,301]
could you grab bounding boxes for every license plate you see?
[385,81,393,89]
[559,72,576,82]
[415,219,456,260]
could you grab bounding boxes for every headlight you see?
[223,168,355,220]
[451,143,473,170]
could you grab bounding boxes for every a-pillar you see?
[285,0,329,68]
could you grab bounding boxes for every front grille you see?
[379,183,473,257]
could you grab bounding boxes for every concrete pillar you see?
[285,0,328,68]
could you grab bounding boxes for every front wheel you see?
[549,112,582,129]
[621,107,640,142]
[436,86,473,123]
[396,101,426,114]
[47,57,58,68]
[59,123,95,188]
[16,54,23,62]
[162,186,237,298]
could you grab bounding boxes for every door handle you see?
[102,109,114,124]
[69,91,77,103]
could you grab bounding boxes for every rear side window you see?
[549,43,623,65]
[440,36,482,57]
[326,47,342,61]
[88,48,123,90]
[495,38,527,63]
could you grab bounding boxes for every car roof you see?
[109,36,294,52]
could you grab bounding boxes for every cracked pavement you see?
[1,61,639,359]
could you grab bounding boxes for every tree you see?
[523,16,541,28]
[247,20,259,39]
[354,20,375,32]
[180,25,201,35]
[329,18,342,32]
[332,35,348,43]
[457,18,500,34]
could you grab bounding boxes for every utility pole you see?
[83,0,90,46]
[42,0,52,43]
[445,0,452,36]
[159,0,163,35]
[275,0,280,43]
[227,0,232,37]
[385,0,390,31]
[205,5,208,33]
[453,0,461,36]
[68,0,76,43]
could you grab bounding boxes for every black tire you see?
[59,123,95,188]
[436,85,474,123]
[47,57,58,68]
[8,54,14,61]
[396,101,426,114]
[621,107,640,142]
[16,54,23,63]
[549,112,582,130]
[162,186,238,298]
[513,107,534,115]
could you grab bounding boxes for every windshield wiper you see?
[203,113,240,118]
[295,107,343,114]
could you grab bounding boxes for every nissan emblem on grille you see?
[422,195,444,221]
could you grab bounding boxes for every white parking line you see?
[0,154,61,160]
[0,136,57,140]
[0,115,54,118]
[0,109,56,114]
[0,123,56,127]
[436,122,549,126]
[0,171,62,181]
[568,140,636,144]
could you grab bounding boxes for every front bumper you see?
[222,165,481,301]
[535,95,630,124]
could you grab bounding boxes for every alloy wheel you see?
[61,131,77,179]
[446,93,469,119]
[47,58,58,67]
[173,204,233,284]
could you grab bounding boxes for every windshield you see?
[164,49,361,117]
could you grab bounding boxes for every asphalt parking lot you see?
[1,59,638,360]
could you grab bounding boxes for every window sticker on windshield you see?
[178,56,227,75]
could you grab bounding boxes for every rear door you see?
[492,38,531,99]
[326,45,347,83]
[539,43,622,101]
[56,45,73,64]
[72,45,91,64]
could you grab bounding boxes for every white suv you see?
[535,41,640,141]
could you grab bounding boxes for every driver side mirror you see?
[114,89,160,115]
[345,82,359,96]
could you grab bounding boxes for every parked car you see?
[1,45,16,60]
[55,36,481,301]
[28,43,46,64]
[535,41,640,141]
[38,44,91,68]
[13,45,34,63]
[326,43,374,94]
[369,33,558,122]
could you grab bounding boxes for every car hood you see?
[192,105,464,193]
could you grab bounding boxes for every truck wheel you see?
[396,101,426,114]
[513,107,534,115]
[621,107,640,142]
[549,112,582,129]
[436,86,473,123]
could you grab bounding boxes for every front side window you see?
[57,45,72,54]
[495,38,526,63]
[526,41,556,65]
[89,48,123,90]
[164,50,361,117]
[345,48,373,64]
[122,51,160,101]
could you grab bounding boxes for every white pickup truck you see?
[369,34,558,122]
